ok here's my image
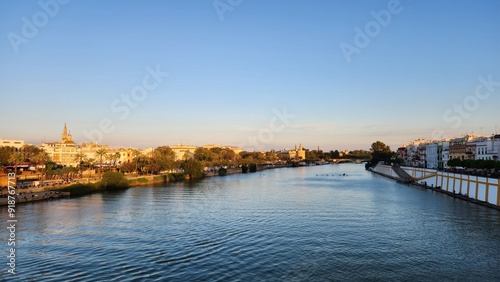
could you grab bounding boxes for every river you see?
[2,163,499,281]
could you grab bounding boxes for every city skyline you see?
[1,1,499,151]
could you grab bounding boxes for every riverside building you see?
[400,134,499,169]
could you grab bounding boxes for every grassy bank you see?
[60,171,130,196]
[59,183,102,196]
[62,172,189,196]
[128,173,186,187]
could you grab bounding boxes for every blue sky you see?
[1,0,499,151]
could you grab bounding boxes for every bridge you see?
[330,159,370,164]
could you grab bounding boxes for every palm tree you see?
[32,151,50,166]
[9,152,25,173]
[105,152,121,170]
[32,151,51,182]
[21,144,41,162]
[105,153,113,167]
[94,148,108,178]
[132,149,142,176]
[74,152,86,178]
[84,157,96,180]
[114,152,121,168]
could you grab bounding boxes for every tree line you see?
[1,143,385,180]
[447,158,500,170]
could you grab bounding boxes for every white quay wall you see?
[373,165,399,179]
[400,166,499,206]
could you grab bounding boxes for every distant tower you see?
[61,123,75,144]
[298,143,306,160]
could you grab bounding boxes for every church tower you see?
[61,123,75,144]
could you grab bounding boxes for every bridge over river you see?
[330,158,369,164]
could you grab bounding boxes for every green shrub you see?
[129,177,149,185]
[249,163,257,173]
[153,175,166,182]
[169,173,186,181]
[100,171,130,190]
[183,159,204,179]
[60,183,100,196]
[218,167,228,176]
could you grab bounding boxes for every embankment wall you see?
[373,165,499,206]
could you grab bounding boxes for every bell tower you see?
[61,123,75,144]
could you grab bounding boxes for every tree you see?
[369,141,393,165]
[447,158,462,168]
[370,141,391,153]
[60,166,78,181]
[462,159,475,169]
[239,151,266,164]
[183,159,203,179]
[44,161,58,179]
[114,152,121,167]
[241,164,249,173]
[265,151,278,162]
[74,152,86,178]
[346,150,372,159]
[152,146,176,172]
[218,167,228,176]
[131,149,143,176]
[330,150,340,159]
[106,152,121,169]
[306,150,320,161]
[120,161,136,173]
[84,157,96,179]
[32,151,51,180]
[9,152,25,172]
[94,148,108,177]
[221,148,237,165]
[21,144,42,162]
[482,160,496,170]
[209,147,223,164]
[194,148,214,164]
[249,163,257,173]
[0,146,15,166]
[100,171,129,190]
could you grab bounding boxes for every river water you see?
[2,164,500,281]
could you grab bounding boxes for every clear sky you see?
[1,0,499,151]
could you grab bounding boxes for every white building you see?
[0,139,25,150]
[403,139,427,167]
[417,143,427,168]
[170,144,198,161]
[441,141,450,169]
[474,135,500,161]
[426,142,438,169]
[41,124,137,167]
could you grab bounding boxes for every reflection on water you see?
[2,164,500,281]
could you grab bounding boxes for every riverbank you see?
[0,190,70,205]
[0,163,298,206]
[369,164,500,210]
